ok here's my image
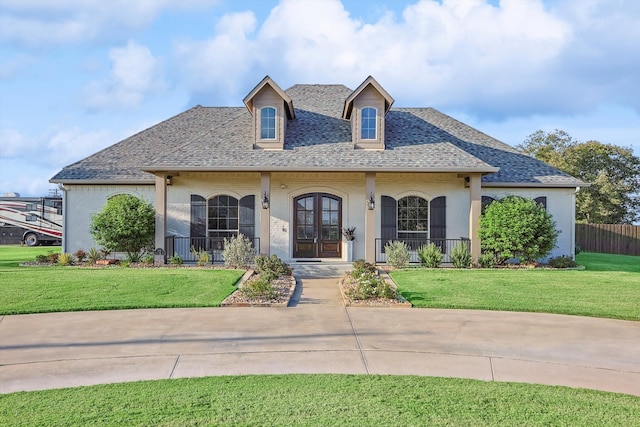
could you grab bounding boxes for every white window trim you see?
[361,107,377,140]
[260,106,277,141]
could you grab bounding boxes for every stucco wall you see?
[62,184,155,254]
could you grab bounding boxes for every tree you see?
[518,130,640,224]
[90,194,155,262]
[479,196,559,265]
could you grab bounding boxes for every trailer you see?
[0,196,63,246]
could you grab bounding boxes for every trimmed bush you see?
[169,253,183,265]
[240,275,278,300]
[385,241,410,269]
[479,195,559,265]
[347,270,395,301]
[352,259,377,275]
[255,254,292,279]
[450,242,472,268]
[222,234,255,269]
[418,243,442,268]
[35,254,49,263]
[548,255,578,268]
[478,253,497,269]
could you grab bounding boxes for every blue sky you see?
[1,0,639,196]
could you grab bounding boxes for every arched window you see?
[260,107,276,139]
[397,196,429,239]
[361,107,377,140]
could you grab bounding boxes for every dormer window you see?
[261,107,276,139]
[361,107,377,140]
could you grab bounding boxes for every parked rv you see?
[0,196,63,245]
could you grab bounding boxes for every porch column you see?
[154,173,167,265]
[365,172,376,264]
[469,173,482,265]
[260,172,270,255]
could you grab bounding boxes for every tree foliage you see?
[518,129,640,224]
[90,194,155,262]
[479,196,559,265]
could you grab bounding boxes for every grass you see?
[391,252,640,320]
[0,246,244,314]
[1,375,639,426]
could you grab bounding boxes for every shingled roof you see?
[51,83,584,187]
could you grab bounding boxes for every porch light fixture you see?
[261,192,270,209]
[367,193,375,210]
[166,175,173,186]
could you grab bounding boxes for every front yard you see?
[0,246,243,315]
[390,252,640,321]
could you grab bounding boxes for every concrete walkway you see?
[1,265,639,396]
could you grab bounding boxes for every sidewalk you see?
[1,267,639,395]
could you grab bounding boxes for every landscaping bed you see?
[339,261,411,308]
[221,270,297,307]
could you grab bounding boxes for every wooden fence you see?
[575,224,640,256]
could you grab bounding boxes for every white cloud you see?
[83,41,165,110]
[0,0,215,46]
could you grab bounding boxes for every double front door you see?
[293,193,341,258]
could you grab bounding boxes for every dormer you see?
[342,76,394,150]
[243,76,295,150]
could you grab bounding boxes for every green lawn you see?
[1,375,638,426]
[0,246,243,314]
[391,252,640,320]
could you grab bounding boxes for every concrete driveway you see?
[1,268,639,396]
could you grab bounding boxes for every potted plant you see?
[342,227,356,262]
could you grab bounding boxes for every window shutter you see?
[190,195,206,238]
[534,196,547,210]
[430,196,446,239]
[381,196,397,251]
[239,195,255,240]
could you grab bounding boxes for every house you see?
[51,75,585,264]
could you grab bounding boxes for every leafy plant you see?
[87,247,102,264]
[548,255,578,268]
[450,242,472,268]
[222,234,255,269]
[255,254,291,280]
[190,246,210,266]
[35,254,49,263]
[342,227,356,241]
[73,249,87,263]
[169,253,183,265]
[384,240,410,269]
[418,243,442,268]
[240,275,278,300]
[47,252,59,264]
[352,259,377,275]
[478,253,497,269]
[90,194,155,263]
[479,195,559,265]
[347,270,395,301]
[141,254,155,265]
[58,253,74,266]
[119,260,131,268]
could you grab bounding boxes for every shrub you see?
[74,249,87,263]
[119,260,131,268]
[35,254,49,263]
[450,242,473,268]
[347,270,396,301]
[140,254,155,265]
[90,194,155,262]
[240,275,278,300]
[418,243,442,268]
[255,254,291,279]
[385,241,410,269]
[222,234,255,269]
[352,259,377,276]
[478,253,497,269]
[125,251,145,263]
[87,247,102,264]
[47,252,59,264]
[479,195,559,265]
[169,253,183,265]
[548,255,577,268]
[190,246,210,266]
[58,253,74,266]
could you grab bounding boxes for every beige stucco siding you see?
[62,184,155,255]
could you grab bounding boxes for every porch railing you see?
[375,238,470,264]
[165,236,260,264]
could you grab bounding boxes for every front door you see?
[294,193,342,258]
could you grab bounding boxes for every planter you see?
[346,240,354,263]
